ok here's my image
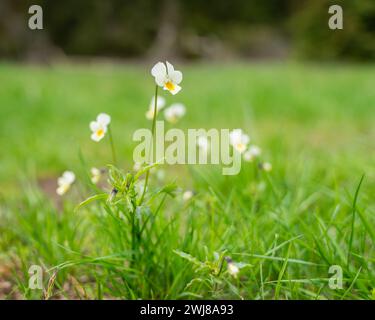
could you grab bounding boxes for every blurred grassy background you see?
[0,62,374,197]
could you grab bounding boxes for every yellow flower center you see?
[165,81,175,91]
[235,143,246,152]
[97,128,104,137]
[59,183,70,195]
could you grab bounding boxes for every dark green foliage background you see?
[0,0,374,61]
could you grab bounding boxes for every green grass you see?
[0,62,374,299]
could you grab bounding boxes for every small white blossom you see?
[182,190,194,202]
[243,145,262,162]
[90,113,111,142]
[262,162,272,172]
[228,263,240,277]
[151,61,183,95]
[56,171,75,196]
[90,167,102,184]
[229,129,250,153]
[225,257,240,278]
[146,96,166,120]
[164,103,186,123]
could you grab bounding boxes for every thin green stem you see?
[139,85,158,205]
[107,125,117,166]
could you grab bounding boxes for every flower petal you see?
[91,167,101,184]
[97,113,111,127]
[182,190,194,202]
[172,103,186,116]
[90,121,99,132]
[243,150,254,162]
[151,62,167,78]
[154,74,166,87]
[242,133,250,145]
[91,132,102,142]
[164,103,186,122]
[229,129,241,145]
[149,96,166,110]
[165,61,175,74]
[57,177,65,186]
[56,185,67,195]
[262,162,272,172]
[91,167,100,176]
[229,129,250,146]
[166,83,181,95]
[248,145,261,156]
[63,171,75,184]
[170,70,183,84]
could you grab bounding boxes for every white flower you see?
[229,129,250,153]
[182,190,194,202]
[243,145,262,162]
[146,96,166,120]
[262,162,272,172]
[56,171,75,196]
[197,135,210,154]
[248,145,261,156]
[164,103,186,123]
[225,257,242,278]
[228,263,240,277]
[151,61,183,95]
[90,113,111,142]
[91,167,102,184]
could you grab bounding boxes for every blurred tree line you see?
[0,0,374,62]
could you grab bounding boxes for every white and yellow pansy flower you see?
[90,113,111,142]
[229,129,250,153]
[164,103,186,123]
[151,61,183,95]
[243,145,262,162]
[56,171,75,196]
[90,167,102,184]
[146,96,166,120]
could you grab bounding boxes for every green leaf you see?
[173,250,202,266]
[159,183,178,197]
[347,174,365,265]
[75,193,108,212]
[274,243,291,300]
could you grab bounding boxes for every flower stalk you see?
[139,85,159,205]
